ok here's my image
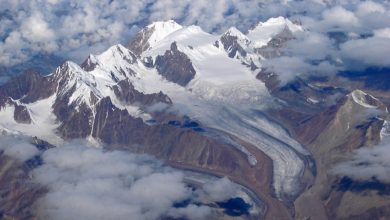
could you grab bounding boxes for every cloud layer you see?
[333,135,390,183]
[0,135,39,161]
[1,137,243,220]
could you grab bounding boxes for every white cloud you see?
[285,32,336,60]
[356,1,386,16]
[340,29,390,68]
[0,135,39,162]
[321,6,360,31]
[203,177,238,202]
[20,13,55,43]
[262,56,338,86]
[333,136,390,183]
[27,141,222,220]
[0,135,232,220]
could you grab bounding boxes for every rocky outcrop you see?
[218,28,249,58]
[13,104,32,124]
[113,79,172,106]
[127,25,155,56]
[155,42,196,86]
[80,55,98,71]
[0,70,56,106]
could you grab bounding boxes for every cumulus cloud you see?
[262,57,338,86]
[0,135,252,220]
[340,28,390,69]
[320,6,360,31]
[333,136,390,183]
[203,177,238,202]
[0,135,39,161]
[0,135,247,219]
[30,142,215,220]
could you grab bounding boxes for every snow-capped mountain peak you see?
[127,20,183,55]
[248,16,303,48]
[224,27,248,39]
[96,44,137,65]
[145,20,183,47]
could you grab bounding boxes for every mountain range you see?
[0,18,389,220]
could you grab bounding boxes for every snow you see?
[145,20,183,48]
[0,96,63,145]
[380,120,390,139]
[350,90,378,109]
[181,44,255,85]
[143,25,216,57]
[59,61,102,107]
[224,27,250,46]
[248,16,303,48]
[307,97,320,104]
[96,44,136,67]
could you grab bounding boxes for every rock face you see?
[13,104,32,124]
[127,25,155,56]
[113,79,172,106]
[218,27,249,58]
[127,20,183,56]
[0,70,56,106]
[155,42,196,86]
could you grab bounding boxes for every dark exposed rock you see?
[57,102,93,139]
[155,42,196,86]
[112,79,172,106]
[143,56,154,68]
[31,136,56,151]
[13,104,32,124]
[219,33,248,58]
[127,25,155,56]
[81,55,98,71]
[51,66,94,138]
[92,97,147,144]
[0,70,56,106]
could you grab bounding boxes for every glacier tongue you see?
[127,20,307,198]
[126,60,307,198]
